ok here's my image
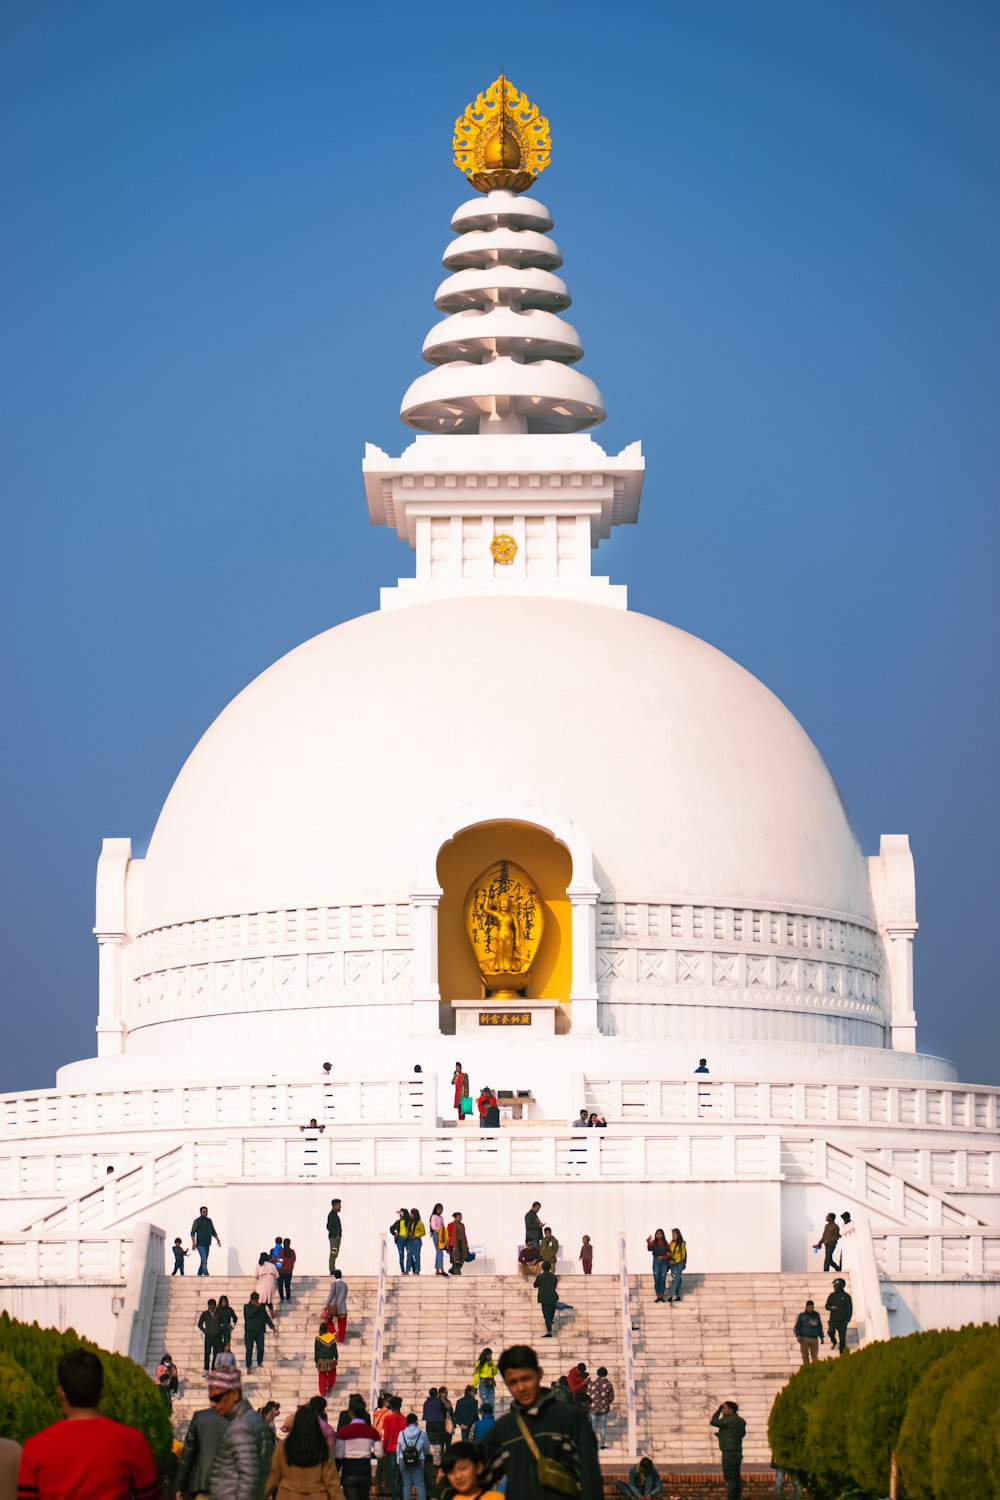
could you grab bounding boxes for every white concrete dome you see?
[142,596,872,927]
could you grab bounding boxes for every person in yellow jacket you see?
[667,1227,687,1303]
[406,1208,426,1275]
[391,1209,411,1274]
[471,1349,498,1410]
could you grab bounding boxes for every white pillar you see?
[95,838,132,1057]
[409,884,444,1034]
[568,882,601,1034]
[868,835,918,1053]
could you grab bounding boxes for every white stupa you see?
[2,78,997,1361]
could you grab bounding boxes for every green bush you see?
[800,1345,864,1487]
[768,1360,836,1471]
[0,1312,172,1468]
[843,1329,960,1496]
[928,1351,1000,1500]
[897,1325,1000,1500]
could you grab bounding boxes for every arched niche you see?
[436,820,573,1027]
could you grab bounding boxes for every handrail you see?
[618,1229,637,1461]
[839,1220,889,1345]
[112,1221,165,1361]
[369,1233,389,1416]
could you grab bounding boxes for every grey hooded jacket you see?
[209,1397,270,1500]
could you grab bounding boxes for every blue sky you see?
[2,1,997,1089]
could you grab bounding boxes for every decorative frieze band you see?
[596,946,880,1013]
[131,903,412,975]
[130,948,414,1014]
[598,901,879,963]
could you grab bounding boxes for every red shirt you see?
[18,1415,159,1500]
[566,1367,589,1395]
[380,1411,408,1453]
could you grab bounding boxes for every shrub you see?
[768,1361,836,1471]
[897,1325,1000,1500]
[800,1345,863,1485]
[841,1329,961,1496]
[0,1313,172,1468]
[928,1351,1000,1499]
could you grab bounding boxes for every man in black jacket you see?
[243,1291,275,1371]
[525,1202,543,1249]
[710,1401,746,1500]
[197,1298,223,1371]
[825,1279,853,1354]
[327,1197,343,1273]
[481,1343,601,1500]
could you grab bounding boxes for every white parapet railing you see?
[873,1228,1000,1279]
[0,1233,133,1281]
[782,1136,981,1227]
[585,1078,1000,1133]
[21,1129,785,1236]
[618,1229,637,1461]
[112,1221,165,1362]
[369,1233,389,1416]
[839,1220,890,1345]
[0,1075,437,1140]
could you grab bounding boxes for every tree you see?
[897,1325,1000,1500]
[929,1351,1000,1499]
[842,1329,960,1496]
[768,1361,835,1472]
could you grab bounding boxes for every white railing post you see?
[370,1232,389,1415]
[618,1230,637,1461]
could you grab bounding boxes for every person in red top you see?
[277,1236,297,1302]
[566,1362,589,1396]
[379,1396,408,1500]
[17,1347,159,1500]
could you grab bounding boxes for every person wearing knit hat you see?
[205,1352,270,1498]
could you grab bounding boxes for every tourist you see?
[573,1109,590,1128]
[615,1456,662,1497]
[553,1376,573,1403]
[208,1355,271,1498]
[391,1208,411,1273]
[299,1115,327,1133]
[198,1297,223,1370]
[406,1209,425,1275]
[315,1319,339,1395]
[243,1291,275,1372]
[770,1455,804,1496]
[539,1227,559,1269]
[440,1440,505,1500]
[172,1236,189,1274]
[825,1278,853,1354]
[587,1112,600,1127]
[256,1250,279,1310]
[177,1371,228,1496]
[452,1061,471,1121]
[793,1301,825,1364]
[278,1237,297,1302]
[593,1114,608,1128]
[477,1085,494,1126]
[429,1203,447,1276]
[326,1269,349,1340]
[396,1413,430,1500]
[579,1234,593,1274]
[646,1228,671,1303]
[518,1242,542,1279]
[472,1405,494,1444]
[308,1395,337,1454]
[191,1203,222,1275]
[272,1234,285,1263]
[566,1363,588,1396]
[471,1347,498,1409]
[439,1386,456,1448]
[421,1387,446,1448]
[454,1386,479,1442]
[16,1347,158,1500]
[667,1227,687,1303]
[813,1212,840,1272]
[694,1059,710,1074]
[334,1393,383,1500]
[380,1396,407,1500]
[710,1401,746,1500]
[265,1403,344,1499]
[524,1201,543,1249]
[155,1352,178,1410]
[480,1343,601,1500]
[260,1400,281,1456]
[448,1211,469,1275]
[327,1198,343,1273]
[216,1294,238,1353]
[841,1210,852,1230]
[586,1366,614,1450]
[533,1263,560,1336]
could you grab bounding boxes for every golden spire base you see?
[453,75,551,196]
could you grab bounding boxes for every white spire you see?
[400,191,606,436]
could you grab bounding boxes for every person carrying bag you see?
[514,1412,580,1498]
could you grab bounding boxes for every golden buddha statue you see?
[465,859,545,1000]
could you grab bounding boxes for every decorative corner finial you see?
[453,75,551,195]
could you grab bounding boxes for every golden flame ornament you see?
[453,75,551,195]
[465,859,544,999]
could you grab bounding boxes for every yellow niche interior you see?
[436,821,572,1014]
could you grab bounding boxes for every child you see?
[314,1318,339,1396]
[472,1406,494,1443]
[171,1238,188,1275]
[440,1441,504,1500]
[580,1235,593,1274]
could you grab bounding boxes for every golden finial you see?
[453,75,551,194]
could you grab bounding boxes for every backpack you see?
[401,1436,422,1468]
